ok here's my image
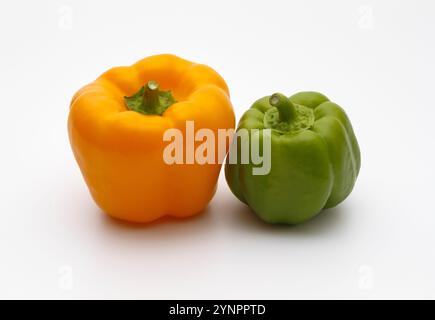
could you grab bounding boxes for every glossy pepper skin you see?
[225,92,360,224]
[68,54,235,223]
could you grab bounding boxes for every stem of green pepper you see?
[269,93,297,123]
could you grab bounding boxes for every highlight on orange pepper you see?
[68,54,235,223]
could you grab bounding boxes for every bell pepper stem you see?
[124,80,176,116]
[143,80,160,111]
[269,93,297,123]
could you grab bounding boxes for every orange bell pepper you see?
[68,54,235,222]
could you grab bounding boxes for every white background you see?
[0,0,434,299]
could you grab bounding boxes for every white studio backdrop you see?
[0,0,434,299]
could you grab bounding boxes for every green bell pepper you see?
[225,91,361,224]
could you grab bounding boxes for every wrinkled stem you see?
[124,80,176,116]
[142,80,160,111]
[269,93,297,123]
